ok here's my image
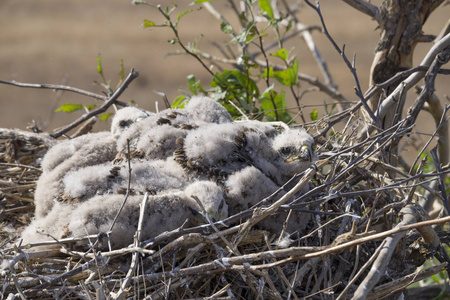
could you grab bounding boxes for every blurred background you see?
[0,0,448,138]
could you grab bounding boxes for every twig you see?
[367,263,448,300]
[336,240,387,300]
[403,48,450,130]
[304,0,379,126]
[108,139,133,234]
[351,204,419,299]
[134,215,450,282]
[430,147,449,215]
[423,94,449,165]
[0,79,113,103]
[110,193,149,300]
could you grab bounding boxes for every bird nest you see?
[1,118,449,300]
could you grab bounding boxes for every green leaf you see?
[271,48,289,61]
[96,54,103,74]
[172,95,188,108]
[220,22,233,34]
[55,103,84,113]
[310,109,318,121]
[192,0,217,3]
[258,0,274,19]
[177,9,192,21]
[186,74,198,95]
[264,58,298,87]
[232,22,257,44]
[100,113,113,121]
[259,90,292,123]
[142,19,156,28]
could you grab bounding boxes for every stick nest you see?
[0,123,449,300]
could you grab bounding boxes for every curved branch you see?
[341,0,382,24]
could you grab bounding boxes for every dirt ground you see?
[0,0,448,138]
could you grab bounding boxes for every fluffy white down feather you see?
[110,106,152,139]
[62,158,188,200]
[183,181,228,222]
[34,131,117,218]
[184,96,233,124]
[113,96,233,161]
[23,182,228,249]
[224,166,283,212]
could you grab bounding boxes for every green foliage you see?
[258,0,274,19]
[414,152,434,173]
[310,109,318,121]
[55,103,97,114]
[140,2,305,122]
[259,90,292,123]
[100,113,113,121]
[142,19,156,28]
[55,103,84,113]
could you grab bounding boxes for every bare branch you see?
[360,33,450,138]
[352,204,427,299]
[368,263,448,300]
[110,193,149,300]
[304,0,379,126]
[0,79,129,108]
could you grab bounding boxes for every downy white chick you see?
[224,165,311,238]
[175,122,278,182]
[268,128,317,185]
[22,181,227,249]
[183,96,233,124]
[62,158,189,201]
[224,165,283,214]
[35,107,149,217]
[110,106,152,139]
[113,96,232,162]
[183,180,228,223]
[34,131,117,218]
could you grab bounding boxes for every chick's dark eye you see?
[119,120,129,128]
[280,147,291,155]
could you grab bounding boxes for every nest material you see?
[0,125,449,300]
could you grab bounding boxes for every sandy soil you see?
[0,0,448,137]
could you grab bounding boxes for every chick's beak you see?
[284,145,313,163]
[300,145,313,162]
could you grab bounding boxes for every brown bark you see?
[368,0,443,126]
